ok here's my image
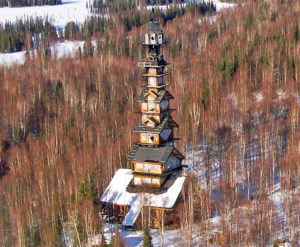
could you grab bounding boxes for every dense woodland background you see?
[0,2,213,53]
[1,0,300,246]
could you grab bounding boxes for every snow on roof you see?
[100,169,186,209]
[122,199,142,227]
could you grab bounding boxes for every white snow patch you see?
[0,0,91,29]
[0,40,97,67]
[212,0,235,12]
[0,50,26,66]
[51,40,85,58]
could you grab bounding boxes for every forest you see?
[1,0,300,246]
[0,0,61,7]
[0,2,214,53]
[0,18,57,53]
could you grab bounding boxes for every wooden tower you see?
[128,21,184,188]
[100,22,186,228]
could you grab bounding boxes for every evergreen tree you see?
[24,226,41,247]
[77,174,98,204]
[143,225,152,247]
[83,38,94,57]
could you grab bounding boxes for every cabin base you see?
[100,203,182,230]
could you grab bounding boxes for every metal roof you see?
[147,21,162,33]
[128,145,184,164]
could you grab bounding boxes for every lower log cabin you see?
[100,169,186,228]
[128,145,184,187]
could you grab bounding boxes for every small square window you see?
[134,177,141,185]
[142,177,151,184]
[152,179,159,184]
[136,163,143,170]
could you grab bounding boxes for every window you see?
[142,103,147,111]
[149,68,156,74]
[147,134,154,143]
[141,133,147,142]
[148,103,155,112]
[150,34,156,44]
[134,177,141,185]
[144,163,151,173]
[149,77,157,86]
[142,177,151,184]
[158,34,163,44]
[152,164,161,171]
[152,178,160,184]
[136,163,143,170]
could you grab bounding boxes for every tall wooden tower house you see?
[129,21,184,187]
[100,22,186,228]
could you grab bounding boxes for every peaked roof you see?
[144,90,159,98]
[138,89,174,103]
[134,117,178,133]
[128,145,184,164]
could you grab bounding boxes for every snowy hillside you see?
[0,0,235,67]
[0,0,234,29]
[0,0,91,28]
[0,40,91,66]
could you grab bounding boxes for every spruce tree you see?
[143,225,152,247]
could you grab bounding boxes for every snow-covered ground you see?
[0,50,26,66]
[146,0,235,12]
[0,0,91,29]
[0,40,91,67]
[89,223,193,247]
